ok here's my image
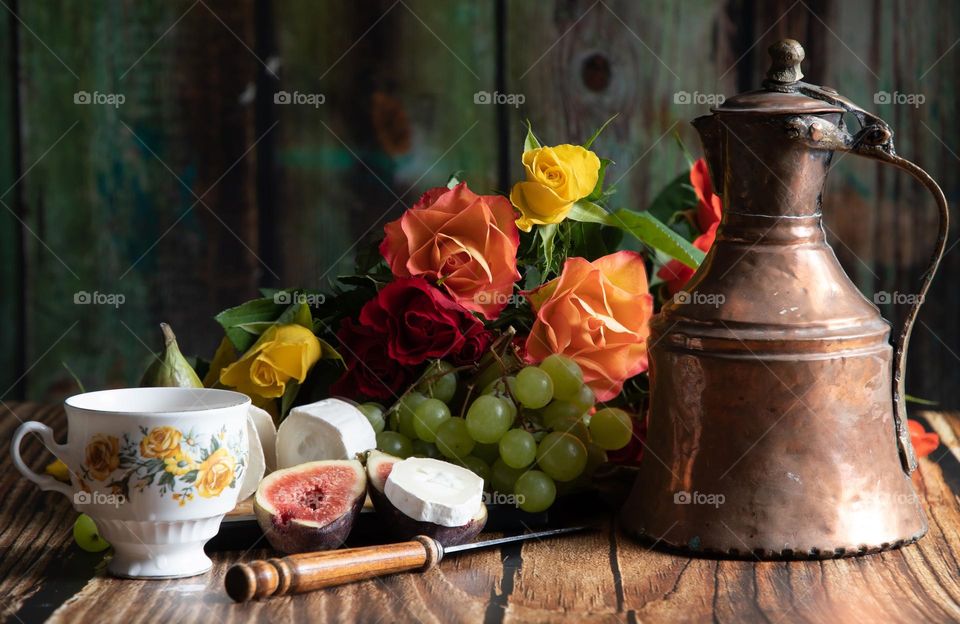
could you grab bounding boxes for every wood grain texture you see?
[271,0,499,290]
[3,404,960,623]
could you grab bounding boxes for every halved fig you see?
[365,452,487,546]
[254,460,366,554]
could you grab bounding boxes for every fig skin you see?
[367,473,487,547]
[254,460,367,554]
[255,493,364,554]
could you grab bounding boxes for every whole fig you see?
[139,323,203,388]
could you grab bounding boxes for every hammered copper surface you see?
[621,39,949,559]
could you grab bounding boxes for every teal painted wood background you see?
[1,0,958,406]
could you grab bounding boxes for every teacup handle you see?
[10,421,74,498]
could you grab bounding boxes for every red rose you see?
[330,318,412,400]
[657,158,722,295]
[358,277,490,366]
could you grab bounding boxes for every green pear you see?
[139,323,203,388]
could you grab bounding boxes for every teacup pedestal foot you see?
[97,516,224,579]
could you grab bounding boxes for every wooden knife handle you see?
[225,535,444,602]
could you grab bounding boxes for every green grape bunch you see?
[373,353,636,513]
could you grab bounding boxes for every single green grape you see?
[466,395,513,443]
[377,431,414,458]
[417,360,457,403]
[73,513,110,553]
[514,470,557,513]
[435,417,475,460]
[536,431,588,482]
[514,366,554,409]
[539,355,584,401]
[358,402,386,433]
[551,416,591,445]
[411,438,441,459]
[396,392,427,439]
[568,383,596,412]
[412,398,451,443]
[472,442,501,464]
[490,458,525,494]
[589,408,634,450]
[460,456,490,483]
[542,400,584,430]
[498,428,537,469]
[585,442,608,476]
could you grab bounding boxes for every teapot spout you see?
[692,114,723,196]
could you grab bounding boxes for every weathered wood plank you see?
[0,4,24,400]
[14,0,261,398]
[271,0,500,290]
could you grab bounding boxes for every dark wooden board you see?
[4,403,960,623]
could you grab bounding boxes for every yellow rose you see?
[195,448,236,498]
[163,449,197,476]
[85,434,120,481]
[219,324,321,399]
[510,144,601,231]
[139,426,183,459]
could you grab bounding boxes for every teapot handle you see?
[853,144,949,474]
[787,113,950,473]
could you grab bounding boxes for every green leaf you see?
[608,209,704,268]
[281,381,301,417]
[538,223,559,275]
[646,171,698,225]
[583,113,618,149]
[215,298,286,352]
[275,301,313,330]
[585,158,613,202]
[524,119,541,151]
[568,200,610,224]
[674,130,697,168]
[906,394,939,406]
[318,338,343,362]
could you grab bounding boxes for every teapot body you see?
[621,207,927,556]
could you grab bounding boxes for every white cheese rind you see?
[384,457,484,527]
[237,415,266,501]
[276,399,377,468]
[248,405,278,472]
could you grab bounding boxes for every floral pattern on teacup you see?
[80,425,246,507]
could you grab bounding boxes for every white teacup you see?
[11,387,250,579]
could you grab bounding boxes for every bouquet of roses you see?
[200,121,717,511]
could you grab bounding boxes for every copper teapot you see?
[621,40,949,558]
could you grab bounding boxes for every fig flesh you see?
[254,460,366,554]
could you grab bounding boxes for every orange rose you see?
[380,182,520,319]
[525,251,653,401]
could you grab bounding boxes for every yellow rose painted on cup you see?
[195,448,236,498]
[85,434,120,481]
[510,144,601,231]
[220,324,322,399]
[139,426,182,459]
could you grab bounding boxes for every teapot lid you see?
[711,39,845,115]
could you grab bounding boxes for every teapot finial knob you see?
[766,39,804,84]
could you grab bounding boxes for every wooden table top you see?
[4,402,960,623]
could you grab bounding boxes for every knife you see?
[225,526,589,602]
